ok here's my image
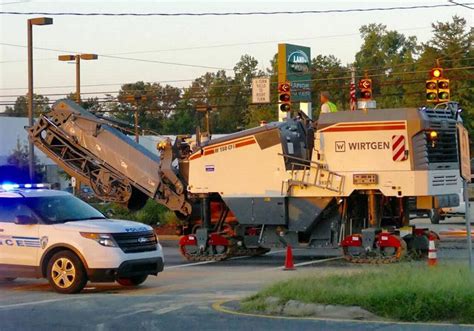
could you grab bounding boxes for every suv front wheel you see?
[47,251,88,294]
[429,208,445,224]
[116,275,148,286]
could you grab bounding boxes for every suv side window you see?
[0,198,35,223]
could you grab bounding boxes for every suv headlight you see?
[80,232,117,247]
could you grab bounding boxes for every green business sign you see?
[278,44,311,102]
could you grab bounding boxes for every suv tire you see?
[116,275,148,286]
[429,209,441,224]
[47,251,87,294]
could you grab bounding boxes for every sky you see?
[0,0,472,108]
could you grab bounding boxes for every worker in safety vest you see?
[320,91,338,113]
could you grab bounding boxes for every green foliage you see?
[9,16,467,139]
[242,263,474,323]
[95,199,180,226]
[4,93,50,117]
[7,139,44,181]
[65,93,102,112]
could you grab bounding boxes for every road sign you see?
[458,124,471,182]
[359,78,372,100]
[358,79,372,90]
[357,100,376,109]
[252,77,270,104]
[277,44,311,102]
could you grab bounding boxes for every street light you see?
[27,17,53,181]
[58,53,98,103]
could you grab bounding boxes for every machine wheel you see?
[212,245,228,255]
[47,251,87,294]
[179,242,200,259]
[429,209,442,224]
[380,236,407,261]
[116,275,148,286]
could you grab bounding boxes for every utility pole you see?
[75,55,80,103]
[134,108,139,143]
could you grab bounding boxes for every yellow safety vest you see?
[327,102,338,113]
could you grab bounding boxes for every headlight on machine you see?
[80,232,117,247]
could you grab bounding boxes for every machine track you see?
[179,238,270,262]
[342,237,407,264]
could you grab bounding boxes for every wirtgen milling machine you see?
[29,100,462,263]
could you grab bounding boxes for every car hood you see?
[53,219,152,233]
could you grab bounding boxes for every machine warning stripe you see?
[235,139,256,148]
[322,125,406,132]
[335,121,405,127]
[189,137,256,161]
[204,136,255,150]
[392,135,405,150]
[392,135,408,161]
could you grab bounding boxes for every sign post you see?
[458,123,473,272]
[251,77,270,104]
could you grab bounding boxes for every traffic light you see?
[278,82,291,112]
[358,79,372,100]
[430,67,443,79]
[426,80,438,103]
[426,67,450,104]
[437,79,450,102]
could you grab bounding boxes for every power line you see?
[1,74,473,104]
[1,66,473,99]
[448,0,474,10]
[0,42,233,71]
[0,57,472,94]
[1,3,472,16]
[0,26,434,65]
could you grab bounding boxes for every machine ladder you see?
[280,154,344,195]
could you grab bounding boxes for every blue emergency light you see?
[1,183,49,191]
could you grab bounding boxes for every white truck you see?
[430,188,470,224]
[0,184,164,294]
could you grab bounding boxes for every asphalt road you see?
[0,217,472,331]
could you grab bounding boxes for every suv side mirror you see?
[15,215,37,225]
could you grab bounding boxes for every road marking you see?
[212,300,474,328]
[112,308,154,319]
[165,249,287,270]
[0,296,83,310]
[268,256,343,270]
[153,304,186,315]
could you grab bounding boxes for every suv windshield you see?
[24,195,105,224]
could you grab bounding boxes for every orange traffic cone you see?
[284,245,296,270]
[428,233,438,267]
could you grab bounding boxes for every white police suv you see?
[0,184,164,294]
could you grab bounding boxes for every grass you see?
[241,263,474,324]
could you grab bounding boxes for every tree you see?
[311,54,348,117]
[418,16,474,133]
[4,94,50,117]
[65,92,102,112]
[113,81,183,133]
[6,139,44,182]
[355,24,418,109]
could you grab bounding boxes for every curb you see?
[212,300,474,328]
